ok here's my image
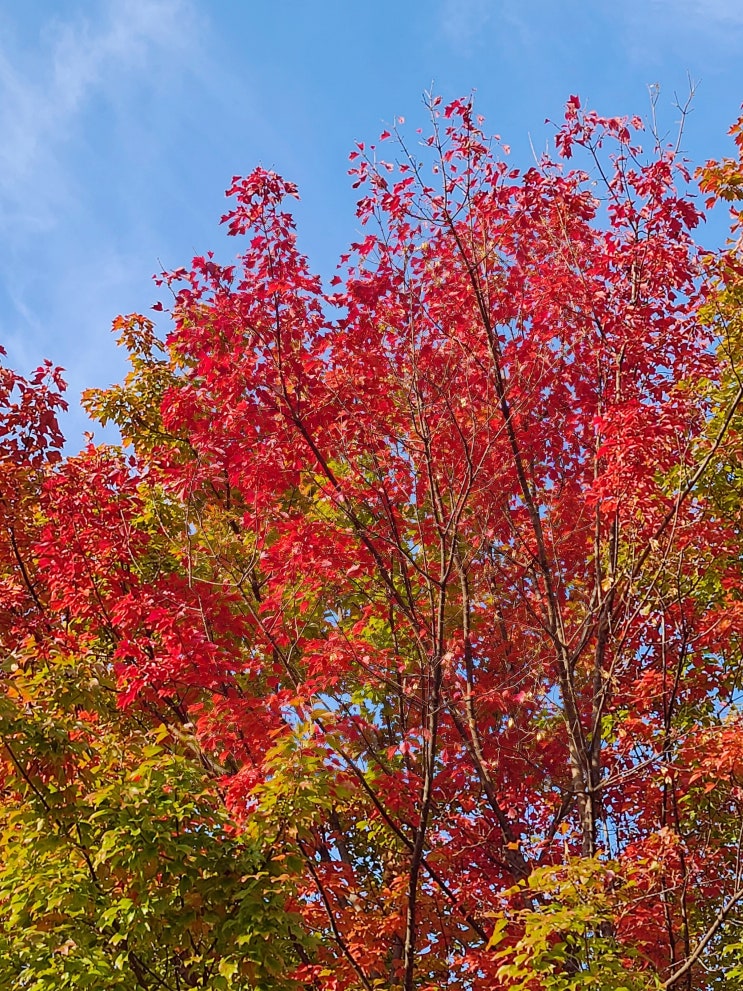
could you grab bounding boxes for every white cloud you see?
[0,0,200,231]
[676,0,743,22]
[438,0,743,57]
[606,0,743,67]
[617,0,743,35]
[438,0,494,53]
[0,0,205,445]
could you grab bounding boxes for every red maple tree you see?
[4,96,743,990]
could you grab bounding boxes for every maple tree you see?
[4,96,743,989]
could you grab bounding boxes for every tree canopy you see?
[4,96,743,990]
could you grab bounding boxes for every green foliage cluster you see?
[0,653,304,990]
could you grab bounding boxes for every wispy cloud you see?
[0,0,200,233]
[0,0,205,443]
[607,0,743,67]
[672,0,743,23]
[614,0,743,37]
[438,0,743,57]
[438,0,494,54]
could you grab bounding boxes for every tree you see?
[3,95,743,989]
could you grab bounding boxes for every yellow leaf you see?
[218,959,238,978]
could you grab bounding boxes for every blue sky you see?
[2,0,743,444]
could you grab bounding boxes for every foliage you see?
[0,665,303,990]
[488,859,657,991]
[4,96,743,989]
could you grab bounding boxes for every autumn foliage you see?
[4,96,743,989]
